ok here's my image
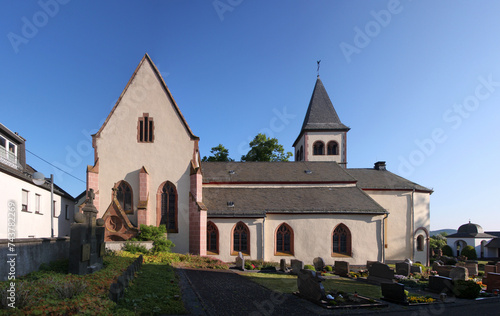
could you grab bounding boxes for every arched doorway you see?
[454,240,467,256]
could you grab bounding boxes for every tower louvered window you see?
[138,113,154,143]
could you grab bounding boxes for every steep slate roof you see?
[94,53,198,140]
[293,77,349,146]
[204,187,387,216]
[346,168,433,193]
[201,161,357,184]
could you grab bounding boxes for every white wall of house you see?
[0,172,74,238]
[94,60,196,253]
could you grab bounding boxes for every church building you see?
[86,54,432,265]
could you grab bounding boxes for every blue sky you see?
[1,0,499,231]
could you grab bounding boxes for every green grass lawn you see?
[113,263,186,315]
[242,273,382,299]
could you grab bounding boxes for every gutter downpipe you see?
[411,189,415,261]
[382,213,388,263]
[262,215,266,261]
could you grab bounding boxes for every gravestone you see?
[465,261,478,276]
[432,260,443,271]
[381,283,406,303]
[404,258,413,266]
[69,189,105,275]
[280,259,287,272]
[449,266,468,281]
[235,252,245,270]
[334,261,350,277]
[486,272,500,292]
[366,261,378,270]
[410,265,422,274]
[395,262,410,277]
[428,275,453,293]
[291,259,304,275]
[495,262,500,273]
[435,265,454,277]
[313,257,325,272]
[297,269,326,302]
[367,262,394,284]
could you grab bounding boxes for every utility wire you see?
[26,148,86,183]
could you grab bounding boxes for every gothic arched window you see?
[332,223,352,256]
[115,181,133,214]
[158,181,177,233]
[207,221,219,254]
[232,222,250,255]
[275,223,294,255]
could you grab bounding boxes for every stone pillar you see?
[137,166,150,226]
[189,169,206,255]
[86,161,99,213]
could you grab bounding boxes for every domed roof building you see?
[446,222,497,258]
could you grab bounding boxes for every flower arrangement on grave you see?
[407,295,436,304]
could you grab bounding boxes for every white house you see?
[85,54,432,265]
[0,123,75,239]
[446,222,499,259]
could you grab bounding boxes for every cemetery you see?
[1,195,499,315]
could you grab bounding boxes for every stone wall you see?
[105,240,154,252]
[0,237,69,281]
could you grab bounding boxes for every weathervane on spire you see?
[317,60,321,77]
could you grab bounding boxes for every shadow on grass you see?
[113,263,187,315]
[243,273,381,299]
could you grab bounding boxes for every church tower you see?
[293,77,350,166]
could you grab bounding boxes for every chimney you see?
[374,161,386,170]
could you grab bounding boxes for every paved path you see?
[176,268,500,316]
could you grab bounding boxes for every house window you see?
[232,222,250,255]
[53,200,57,217]
[332,223,352,256]
[313,141,324,155]
[417,235,424,251]
[299,145,304,161]
[65,205,69,220]
[0,136,5,149]
[275,223,294,255]
[207,221,219,254]
[22,189,29,212]
[159,182,177,233]
[35,194,41,214]
[115,181,133,214]
[138,113,154,143]
[327,141,339,155]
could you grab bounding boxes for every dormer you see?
[293,77,349,166]
[0,123,26,170]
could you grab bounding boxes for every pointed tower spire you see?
[293,77,349,166]
[300,77,349,132]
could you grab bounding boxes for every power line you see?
[25,148,86,184]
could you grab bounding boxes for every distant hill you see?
[430,229,456,236]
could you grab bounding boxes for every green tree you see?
[461,245,477,260]
[429,233,447,249]
[202,144,234,162]
[241,133,292,162]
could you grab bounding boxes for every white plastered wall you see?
[303,131,345,163]
[365,190,430,263]
[0,172,74,238]
[94,60,195,253]
[208,214,383,265]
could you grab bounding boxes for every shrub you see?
[152,238,175,254]
[325,265,333,272]
[123,241,149,254]
[442,245,453,256]
[461,245,477,260]
[304,264,315,271]
[136,224,167,241]
[0,282,35,309]
[454,280,481,299]
[53,279,87,299]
